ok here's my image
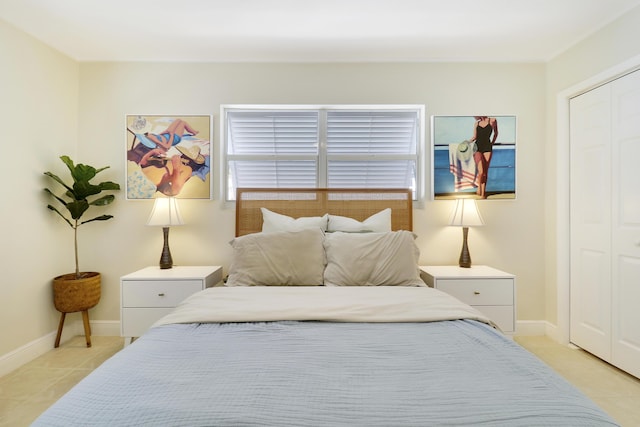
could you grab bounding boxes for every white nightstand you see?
[120,266,223,345]
[420,265,516,334]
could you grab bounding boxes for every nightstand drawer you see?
[122,280,202,307]
[436,279,513,306]
[121,308,173,336]
[474,306,514,332]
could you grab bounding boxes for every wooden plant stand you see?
[52,272,101,348]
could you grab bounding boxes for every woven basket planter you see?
[53,272,101,313]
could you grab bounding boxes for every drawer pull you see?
[158,293,165,297]
[474,291,481,295]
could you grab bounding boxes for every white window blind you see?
[224,106,422,201]
[326,110,418,191]
[227,111,319,155]
[326,111,418,155]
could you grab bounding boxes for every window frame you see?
[221,104,426,203]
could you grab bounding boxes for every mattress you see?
[33,287,619,426]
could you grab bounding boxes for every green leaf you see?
[61,155,99,183]
[89,195,115,206]
[60,156,79,180]
[100,181,121,191]
[80,215,114,225]
[65,200,90,220]
[73,181,103,199]
[63,189,80,201]
[72,163,98,182]
[43,171,74,194]
[47,205,74,228]
[43,188,69,206]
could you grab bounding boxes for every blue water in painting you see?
[433,145,515,196]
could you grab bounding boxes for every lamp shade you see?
[449,199,484,227]
[147,197,184,227]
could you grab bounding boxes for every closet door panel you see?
[611,70,640,378]
[614,257,640,378]
[569,84,612,361]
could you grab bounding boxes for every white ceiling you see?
[2,0,640,63]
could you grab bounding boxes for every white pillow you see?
[261,208,328,233]
[323,231,424,287]
[226,228,326,286]
[327,208,391,233]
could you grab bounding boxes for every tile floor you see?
[1,335,639,426]
[0,336,123,427]
[514,336,640,427]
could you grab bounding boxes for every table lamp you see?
[449,199,484,268]
[147,197,184,269]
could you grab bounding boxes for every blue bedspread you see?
[33,320,618,426]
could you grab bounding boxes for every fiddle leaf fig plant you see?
[44,155,121,279]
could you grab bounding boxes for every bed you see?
[33,188,618,426]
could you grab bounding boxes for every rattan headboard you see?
[235,188,413,236]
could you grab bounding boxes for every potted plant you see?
[44,155,120,347]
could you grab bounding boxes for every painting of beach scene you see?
[126,115,212,199]
[432,115,516,200]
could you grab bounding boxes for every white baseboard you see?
[513,320,569,345]
[544,321,567,344]
[90,320,121,337]
[514,320,547,336]
[0,319,121,377]
[0,331,57,378]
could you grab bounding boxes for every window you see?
[223,105,424,201]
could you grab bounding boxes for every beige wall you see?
[544,5,640,330]
[77,62,546,323]
[0,19,79,356]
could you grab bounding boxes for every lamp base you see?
[159,226,173,269]
[458,227,472,268]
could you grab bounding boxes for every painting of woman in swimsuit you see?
[431,115,516,200]
[126,115,212,199]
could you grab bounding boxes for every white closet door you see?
[569,83,612,361]
[611,70,640,379]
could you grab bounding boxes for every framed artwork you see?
[431,115,516,200]
[126,115,212,199]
